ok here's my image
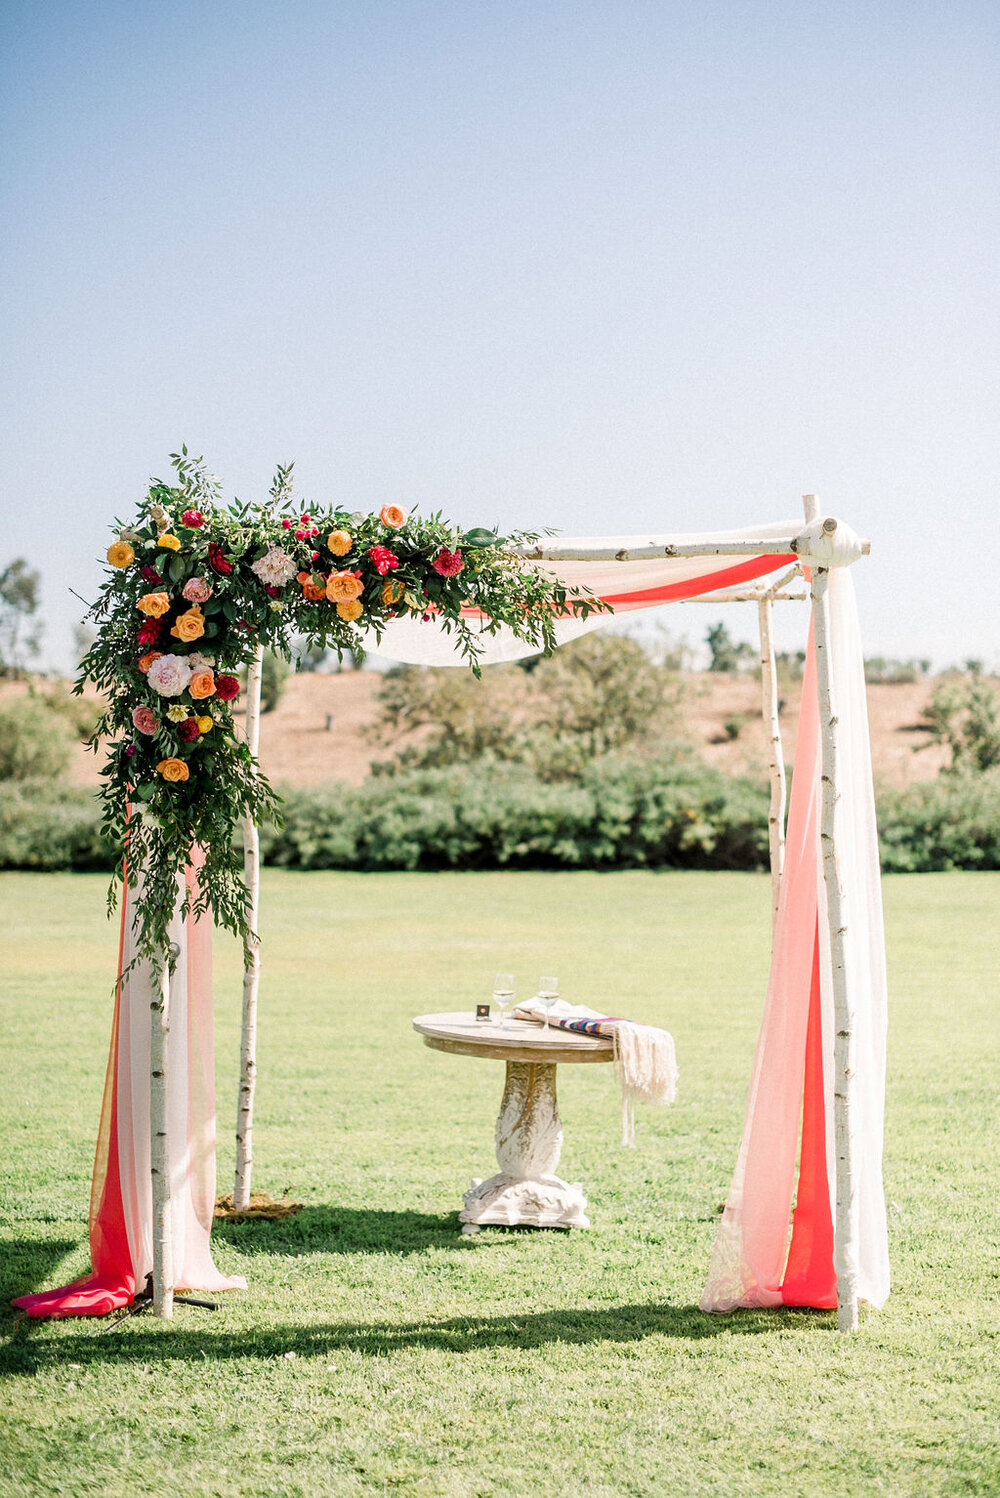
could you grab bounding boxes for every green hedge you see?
[2,763,998,874]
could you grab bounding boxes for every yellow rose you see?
[336,599,364,622]
[155,757,190,782]
[195,715,214,733]
[326,570,364,602]
[381,579,404,606]
[327,530,353,556]
[107,541,135,568]
[158,534,182,551]
[137,591,171,617]
[169,605,206,642]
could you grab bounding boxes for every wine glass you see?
[538,975,560,1032]
[493,973,515,1030]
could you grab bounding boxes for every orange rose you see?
[296,570,311,584]
[336,599,364,622]
[156,757,190,782]
[379,505,406,529]
[381,579,404,606]
[326,570,364,602]
[327,529,353,556]
[138,651,164,674]
[303,579,327,602]
[137,591,171,617]
[170,605,206,642]
[189,669,216,700]
[107,540,134,568]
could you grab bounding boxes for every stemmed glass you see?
[538,975,560,1032]
[493,973,515,1030]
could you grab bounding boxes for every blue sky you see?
[1,1,997,671]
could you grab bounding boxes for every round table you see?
[412,1011,614,1232]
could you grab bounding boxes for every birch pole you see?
[233,644,264,1211]
[150,947,175,1318]
[757,594,786,929]
[805,493,859,1334]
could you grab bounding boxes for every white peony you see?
[251,545,298,588]
[147,653,193,698]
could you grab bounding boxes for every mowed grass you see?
[0,869,998,1498]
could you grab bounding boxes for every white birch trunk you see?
[150,951,174,1318]
[809,557,859,1334]
[233,644,264,1211]
[758,595,786,928]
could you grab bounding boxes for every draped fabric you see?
[13,852,245,1318]
[698,568,889,1312]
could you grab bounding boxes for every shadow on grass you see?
[0,1299,834,1375]
[0,1239,81,1309]
[212,1205,474,1257]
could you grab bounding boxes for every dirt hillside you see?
[28,669,947,790]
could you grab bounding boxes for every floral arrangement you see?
[79,451,604,966]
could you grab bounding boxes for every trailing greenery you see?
[1,871,998,1496]
[76,450,604,965]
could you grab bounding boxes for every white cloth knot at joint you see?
[792,517,869,567]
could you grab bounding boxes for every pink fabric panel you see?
[699,629,821,1310]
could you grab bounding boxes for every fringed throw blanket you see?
[512,999,678,1146]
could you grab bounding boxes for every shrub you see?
[0,781,113,870]
[878,770,1000,872]
[0,699,76,780]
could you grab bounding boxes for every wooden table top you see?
[413,1011,614,1065]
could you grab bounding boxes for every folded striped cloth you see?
[512,998,678,1146]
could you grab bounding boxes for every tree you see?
[706,621,755,673]
[0,559,42,677]
[922,676,1000,773]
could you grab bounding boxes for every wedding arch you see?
[13,457,888,1336]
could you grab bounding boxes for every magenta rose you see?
[131,705,159,736]
[367,545,399,576]
[182,575,213,603]
[432,547,464,578]
[215,673,240,701]
[181,508,204,528]
[176,717,200,742]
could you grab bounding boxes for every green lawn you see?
[1,870,998,1497]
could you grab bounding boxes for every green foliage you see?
[705,621,755,673]
[879,769,1000,871]
[0,699,75,780]
[0,780,114,868]
[373,634,685,781]
[259,649,290,713]
[863,655,931,684]
[921,675,1000,772]
[259,756,771,872]
[0,558,41,677]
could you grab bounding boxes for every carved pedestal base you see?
[459,1060,590,1232]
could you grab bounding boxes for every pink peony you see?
[432,547,464,578]
[367,545,399,576]
[146,653,193,698]
[182,575,213,603]
[131,705,159,735]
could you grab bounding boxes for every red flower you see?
[207,543,233,576]
[367,545,400,576]
[265,584,281,598]
[294,529,306,541]
[177,717,201,742]
[216,674,240,701]
[137,617,162,646]
[140,565,163,584]
[432,547,464,577]
[281,518,292,529]
[181,509,204,528]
